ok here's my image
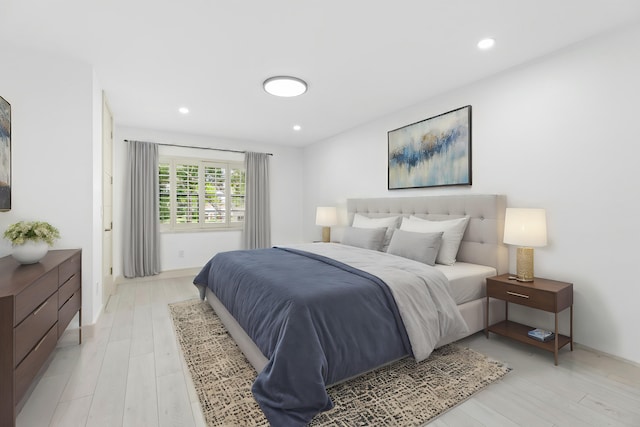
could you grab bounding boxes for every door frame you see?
[102,92,114,303]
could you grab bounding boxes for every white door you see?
[102,93,114,303]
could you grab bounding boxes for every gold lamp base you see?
[321,226,331,243]
[515,247,535,282]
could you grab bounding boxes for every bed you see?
[193,194,508,426]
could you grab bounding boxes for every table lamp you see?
[315,207,337,243]
[503,208,547,282]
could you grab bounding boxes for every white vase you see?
[12,241,49,264]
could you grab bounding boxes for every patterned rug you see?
[168,299,510,426]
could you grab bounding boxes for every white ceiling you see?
[2,1,640,147]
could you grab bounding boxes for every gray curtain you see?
[123,140,160,277]
[243,152,271,249]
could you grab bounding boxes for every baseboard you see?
[114,267,201,286]
[574,343,640,369]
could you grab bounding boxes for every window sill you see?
[160,227,243,234]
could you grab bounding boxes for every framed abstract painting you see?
[0,96,10,211]
[388,105,471,190]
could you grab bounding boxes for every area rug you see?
[169,299,510,426]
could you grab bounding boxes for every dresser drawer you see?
[59,252,81,286]
[14,269,58,326]
[58,272,81,308]
[487,281,556,312]
[15,324,58,403]
[58,290,80,338]
[14,292,58,366]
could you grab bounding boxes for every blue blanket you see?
[193,247,411,426]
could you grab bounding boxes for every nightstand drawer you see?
[487,281,556,312]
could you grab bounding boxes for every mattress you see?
[435,262,497,305]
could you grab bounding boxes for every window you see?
[159,157,245,230]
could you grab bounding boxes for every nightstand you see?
[485,274,573,365]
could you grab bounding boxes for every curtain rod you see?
[124,139,273,156]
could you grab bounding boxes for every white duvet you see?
[282,243,469,361]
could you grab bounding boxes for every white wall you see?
[113,126,304,277]
[0,43,102,323]
[302,23,640,364]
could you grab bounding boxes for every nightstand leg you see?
[554,312,559,366]
[485,296,489,338]
[570,305,573,351]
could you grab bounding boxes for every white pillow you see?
[352,214,400,251]
[386,230,443,266]
[400,216,469,265]
[352,213,399,228]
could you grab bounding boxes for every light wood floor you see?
[17,276,640,427]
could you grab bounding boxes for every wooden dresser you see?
[0,249,81,427]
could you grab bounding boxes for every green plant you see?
[3,221,60,246]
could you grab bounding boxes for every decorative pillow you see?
[400,216,470,265]
[386,230,443,266]
[341,226,387,251]
[352,214,401,251]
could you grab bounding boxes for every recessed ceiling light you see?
[477,38,495,50]
[293,125,302,131]
[263,76,307,97]
[178,107,189,114]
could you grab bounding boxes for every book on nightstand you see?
[528,328,555,342]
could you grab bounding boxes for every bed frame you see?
[204,194,508,373]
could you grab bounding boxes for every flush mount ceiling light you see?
[263,76,307,97]
[293,125,302,131]
[178,107,189,114]
[477,38,495,50]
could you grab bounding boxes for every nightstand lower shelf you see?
[488,320,571,353]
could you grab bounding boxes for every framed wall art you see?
[0,96,10,211]
[388,105,471,190]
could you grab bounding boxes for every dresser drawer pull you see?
[33,334,47,353]
[32,299,49,316]
[507,291,530,299]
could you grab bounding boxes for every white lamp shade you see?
[315,207,338,226]
[503,208,547,247]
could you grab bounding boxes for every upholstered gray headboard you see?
[347,194,508,274]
